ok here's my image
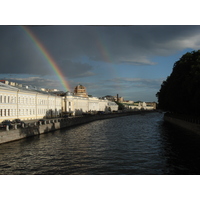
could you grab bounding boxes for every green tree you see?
[114,101,125,110]
[156,50,200,115]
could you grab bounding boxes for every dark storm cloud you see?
[78,25,200,63]
[1,25,200,77]
[0,26,95,77]
[59,59,95,78]
[0,26,50,74]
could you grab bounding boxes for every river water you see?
[1,112,200,175]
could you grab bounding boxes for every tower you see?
[74,84,88,97]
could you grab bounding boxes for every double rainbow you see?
[21,26,71,92]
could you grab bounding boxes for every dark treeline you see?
[156,50,200,115]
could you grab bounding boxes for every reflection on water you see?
[1,112,200,174]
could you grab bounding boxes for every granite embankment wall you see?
[164,113,200,134]
[0,112,143,144]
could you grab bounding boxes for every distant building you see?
[123,100,134,104]
[0,80,9,85]
[103,95,124,103]
[74,84,88,97]
[103,95,115,101]
[146,102,157,109]
[117,96,124,103]
[63,85,118,116]
[121,101,156,111]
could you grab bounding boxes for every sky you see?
[1,25,200,102]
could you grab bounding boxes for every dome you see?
[74,84,88,97]
[66,91,73,96]
[74,84,85,90]
[79,85,85,89]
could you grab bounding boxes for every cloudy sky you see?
[1,25,200,102]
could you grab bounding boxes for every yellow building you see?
[74,84,88,97]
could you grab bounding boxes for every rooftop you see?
[0,82,60,96]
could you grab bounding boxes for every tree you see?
[156,50,200,115]
[114,101,125,110]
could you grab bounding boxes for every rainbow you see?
[20,26,71,92]
[96,39,112,63]
[95,35,122,93]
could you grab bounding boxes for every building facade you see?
[62,91,118,116]
[122,101,155,111]
[74,84,88,97]
[0,82,119,121]
[0,82,62,122]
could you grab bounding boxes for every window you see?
[4,109,6,116]
[0,95,2,103]
[0,109,2,116]
[4,96,6,103]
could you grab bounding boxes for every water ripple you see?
[1,112,200,174]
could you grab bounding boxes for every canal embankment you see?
[164,112,200,134]
[0,111,153,144]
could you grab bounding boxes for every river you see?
[1,112,200,175]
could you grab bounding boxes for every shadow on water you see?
[159,120,200,175]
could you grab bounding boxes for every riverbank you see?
[0,110,154,145]
[164,113,200,134]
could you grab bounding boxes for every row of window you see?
[0,95,16,104]
[0,109,61,117]
[0,95,61,105]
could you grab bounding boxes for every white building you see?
[123,101,155,111]
[61,84,118,116]
[0,82,62,122]
[62,91,118,116]
[0,82,119,121]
